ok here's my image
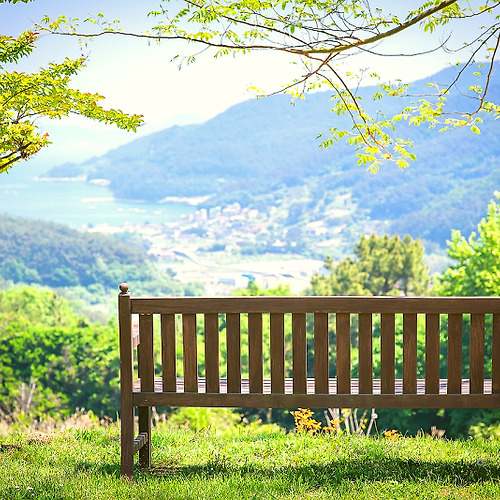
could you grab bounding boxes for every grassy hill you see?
[1,419,500,499]
[49,66,500,247]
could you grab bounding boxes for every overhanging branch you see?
[44,0,460,58]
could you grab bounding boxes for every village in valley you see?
[83,192,380,295]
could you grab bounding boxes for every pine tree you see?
[310,234,430,296]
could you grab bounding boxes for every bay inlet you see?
[1,169,195,228]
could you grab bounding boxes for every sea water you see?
[0,163,194,228]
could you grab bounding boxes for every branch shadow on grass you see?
[124,457,500,485]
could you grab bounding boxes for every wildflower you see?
[383,429,401,440]
[476,458,485,466]
[291,408,322,435]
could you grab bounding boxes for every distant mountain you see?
[50,92,343,199]
[49,66,500,246]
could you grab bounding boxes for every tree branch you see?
[296,0,459,55]
[44,0,459,57]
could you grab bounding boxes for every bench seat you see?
[131,377,500,410]
[134,377,494,395]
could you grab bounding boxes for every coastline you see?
[159,195,212,206]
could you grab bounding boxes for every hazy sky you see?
[1,0,496,170]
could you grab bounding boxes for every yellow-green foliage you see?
[438,193,500,297]
[0,10,142,174]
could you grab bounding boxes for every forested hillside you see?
[0,214,203,299]
[49,66,500,247]
[0,214,154,288]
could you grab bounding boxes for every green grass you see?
[1,424,500,499]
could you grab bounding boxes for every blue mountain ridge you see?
[49,65,500,246]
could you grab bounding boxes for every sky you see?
[1,0,497,171]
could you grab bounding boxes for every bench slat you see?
[292,313,307,394]
[425,313,440,394]
[130,296,500,315]
[336,313,351,394]
[227,313,241,393]
[270,313,285,394]
[183,314,198,393]
[358,313,373,394]
[138,314,155,392]
[470,313,485,394]
[249,313,263,393]
[314,312,329,394]
[381,313,395,394]
[161,314,176,392]
[403,313,417,394]
[138,314,154,467]
[132,333,140,349]
[447,314,463,394]
[205,313,220,394]
[134,376,492,395]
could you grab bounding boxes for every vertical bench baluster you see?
[425,313,440,394]
[138,314,155,390]
[161,314,176,392]
[336,313,351,394]
[183,314,198,393]
[205,313,220,394]
[138,314,154,467]
[249,313,263,393]
[292,313,307,394]
[226,313,241,393]
[314,312,329,394]
[470,313,485,394]
[358,313,373,394]
[447,313,463,394]
[270,313,285,394]
[493,314,500,394]
[381,313,395,394]
[403,313,417,394]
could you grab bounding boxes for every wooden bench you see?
[118,283,500,477]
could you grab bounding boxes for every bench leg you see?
[121,404,134,478]
[138,406,151,468]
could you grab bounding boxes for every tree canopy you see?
[42,0,500,172]
[0,287,120,418]
[309,233,430,296]
[0,0,143,174]
[438,193,500,296]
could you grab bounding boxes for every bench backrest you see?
[119,289,500,405]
